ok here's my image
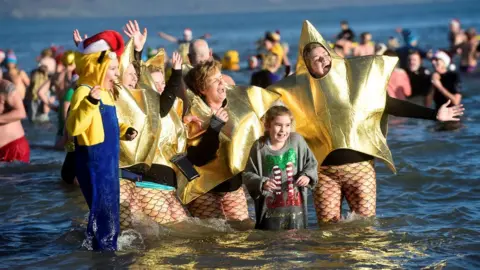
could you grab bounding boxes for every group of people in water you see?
[0,18,471,251]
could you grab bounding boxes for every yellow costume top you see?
[267,21,398,172]
[137,48,188,173]
[177,86,280,204]
[67,50,131,146]
[115,39,162,169]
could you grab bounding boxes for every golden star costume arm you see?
[268,20,398,173]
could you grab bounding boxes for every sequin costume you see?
[115,40,189,229]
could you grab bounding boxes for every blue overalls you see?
[75,99,120,251]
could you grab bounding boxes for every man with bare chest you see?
[0,79,29,163]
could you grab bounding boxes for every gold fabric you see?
[137,46,188,174]
[145,48,165,74]
[177,86,280,204]
[267,20,398,172]
[116,39,161,169]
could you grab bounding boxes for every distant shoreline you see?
[1,0,460,19]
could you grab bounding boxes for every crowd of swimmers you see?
[0,18,471,251]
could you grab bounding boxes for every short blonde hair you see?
[184,60,221,96]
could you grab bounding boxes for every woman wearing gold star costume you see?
[268,21,465,223]
[181,60,280,221]
[112,21,225,228]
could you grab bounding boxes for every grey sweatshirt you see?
[243,132,318,230]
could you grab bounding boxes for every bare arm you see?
[0,91,26,124]
[157,32,178,43]
[37,79,52,106]
[63,101,70,121]
[21,70,30,86]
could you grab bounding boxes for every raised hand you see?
[123,20,147,52]
[73,29,88,47]
[436,100,465,122]
[215,107,229,123]
[171,51,183,70]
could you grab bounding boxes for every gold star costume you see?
[116,40,188,229]
[267,21,398,223]
[179,85,280,221]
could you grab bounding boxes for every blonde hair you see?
[262,53,278,70]
[28,65,49,100]
[261,105,293,144]
[184,60,221,96]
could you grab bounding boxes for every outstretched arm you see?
[158,32,178,43]
[385,95,464,121]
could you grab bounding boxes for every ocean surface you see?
[1,1,480,269]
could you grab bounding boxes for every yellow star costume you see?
[116,40,189,229]
[267,21,398,223]
[178,85,279,220]
[268,20,398,172]
[116,39,161,169]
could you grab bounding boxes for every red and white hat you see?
[433,50,451,67]
[184,28,192,38]
[78,30,124,60]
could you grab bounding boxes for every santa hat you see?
[433,50,451,67]
[78,30,124,60]
[450,19,461,27]
[184,28,193,39]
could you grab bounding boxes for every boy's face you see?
[267,114,292,145]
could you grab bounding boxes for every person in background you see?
[263,32,284,69]
[449,19,466,52]
[333,44,345,58]
[248,55,259,70]
[158,28,211,63]
[395,28,430,70]
[428,51,462,109]
[406,50,432,106]
[336,20,355,41]
[250,53,281,88]
[375,43,388,55]
[456,27,479,74]
[3,51,30,101]
[0,79,29,163]
[38,48,57,76]
[25,65,51,122]
[0,50,5,70]
[354,32,375,56]
[384,50,412,100]
[387,36,400,51]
